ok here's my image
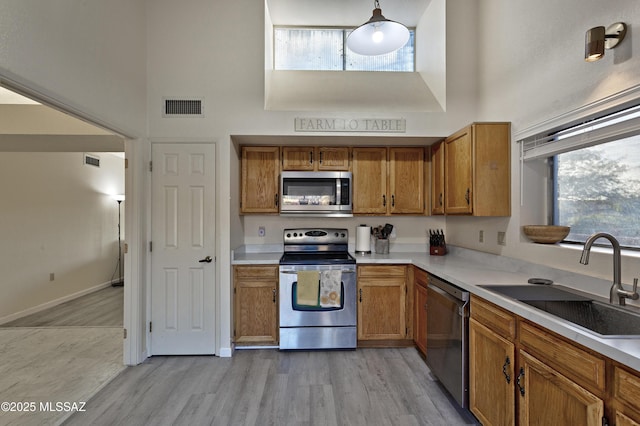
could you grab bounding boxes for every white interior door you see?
[151,143,216,355]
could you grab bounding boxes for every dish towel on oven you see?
[320,270,342,307]
[296,270,320,306]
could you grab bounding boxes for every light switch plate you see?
[497,231,506,246]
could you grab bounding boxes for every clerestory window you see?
[274,27,415,72]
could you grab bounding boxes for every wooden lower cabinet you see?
[518,350,603,426]
[413,267,428,355]
[357,265,407,341]
[233,265,278,345]
[612,365,640,425]
[470,295,612,426]
[469,318,515,426]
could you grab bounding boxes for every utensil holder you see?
[375,238,389,254]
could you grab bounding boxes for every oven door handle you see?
[280,269,356,274]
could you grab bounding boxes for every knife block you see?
[430,244,447,256]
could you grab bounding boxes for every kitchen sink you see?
[480,284,640,338]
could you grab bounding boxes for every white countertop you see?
[232,245,640,371]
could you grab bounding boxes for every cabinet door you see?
[234,266,278,345]
[413,271,428,355]
[444,127,473,214]
[389,147,424,214]
[469,318,515,426]
[430,141,445,215]
[317,147,350,171]
[517,351,603,426]
[352,147,388,214]
[282,146,315,171]
[241,146,280,213]
[357,266,406,340]
[613,366,640,426]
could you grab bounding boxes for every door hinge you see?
[149,161,153,172]
[123,328,127,339]
[124,158,129,169]
[602,416,609,426]
[149,241,153,252]
[149,321,152,332]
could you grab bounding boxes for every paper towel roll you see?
[356,225,371,254]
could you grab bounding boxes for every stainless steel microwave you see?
[280,171,352,216]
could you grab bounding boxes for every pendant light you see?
[347,0,410,56]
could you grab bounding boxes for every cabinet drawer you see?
[358,265,406,278]
[614,366,640,411]
[234,265,278,279]
[470,295,516,339]
[519,321,605,392]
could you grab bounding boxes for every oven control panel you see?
[283,228,348,245]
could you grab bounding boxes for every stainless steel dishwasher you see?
[425,274,470,408]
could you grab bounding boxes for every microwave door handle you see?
[336,179,341,205]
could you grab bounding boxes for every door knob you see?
[198,256,213,263]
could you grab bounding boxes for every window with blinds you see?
[274,27,415,72]
[520,103,640,248]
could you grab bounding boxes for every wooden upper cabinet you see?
[430,141,445,215]
[282,146,315,171]
[241,146,280,213]
[352,147,388,214]
[317,147,350,170]
[281,146,350,171]
[389,147,424,214]
[444,122,511,216]
[445,127,474,214]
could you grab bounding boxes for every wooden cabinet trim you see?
[614,366,640,413]
[470,294,516,339]
[233,265,278,279]
[519,321,606,392]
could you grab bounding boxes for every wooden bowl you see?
[522,225,570,244]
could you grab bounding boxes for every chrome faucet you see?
[579,232,639,306]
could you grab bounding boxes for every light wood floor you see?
[0,286,125,426]
[1,286,123,327]
[64,348,478,426]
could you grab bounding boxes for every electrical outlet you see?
[497,231,506,246]
[258,226,266,237]
[479,230,484,243]
[49,273,55,281]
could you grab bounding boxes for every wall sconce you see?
[585,22,627,62]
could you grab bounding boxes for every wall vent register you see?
[163,98,204,117]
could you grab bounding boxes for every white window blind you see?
[520,104,640,160]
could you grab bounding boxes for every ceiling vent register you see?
[163,98,204,117]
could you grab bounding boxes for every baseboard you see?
[0,280,115,325]
[218,346,233,358]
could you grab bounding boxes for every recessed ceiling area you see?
[266,0,431,27]
[264,0,445,113]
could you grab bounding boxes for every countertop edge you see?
[232,249,640,371]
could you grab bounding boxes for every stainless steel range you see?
[279,228,357,350]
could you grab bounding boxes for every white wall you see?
[0,152,124,322]
[0,0,147,137]
[448,0,640,285]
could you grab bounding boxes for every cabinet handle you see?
[392,194,395,207]
[319,151,323,164]
[309,151,313,164]
[274,194,279,207]
[439,193,443,206]
[516,367,525,396]
[465,188,470,205]
[383,194,386,207]
[359,288,362,302]
[502,356,511,384]
[272,288,276,303]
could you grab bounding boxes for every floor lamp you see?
[113,194,125,287]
